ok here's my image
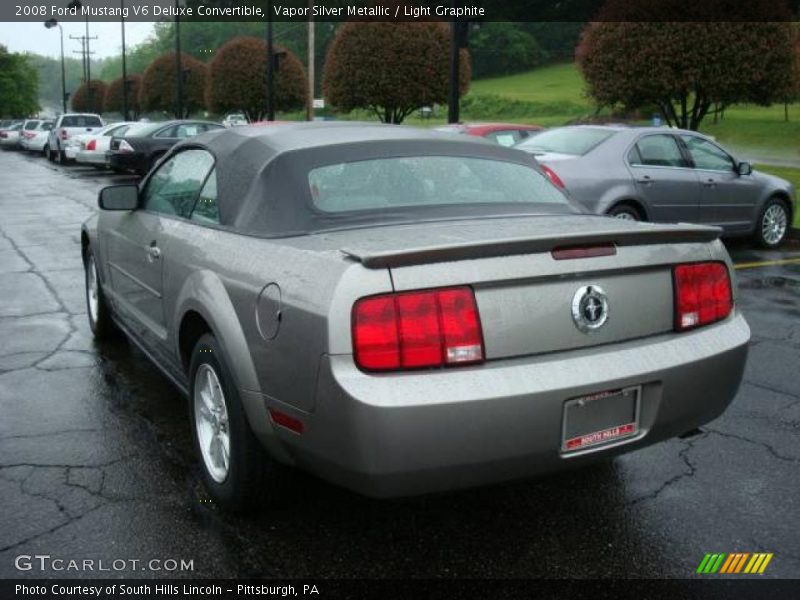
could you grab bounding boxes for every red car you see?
[435,122,543,146]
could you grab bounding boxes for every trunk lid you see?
[336,215,720,359]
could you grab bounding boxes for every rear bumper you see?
[65,145,80,159]
[261,312,750,498]
[76,150,107,165]
[108,152,145,174]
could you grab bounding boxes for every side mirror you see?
[98,184,138,211]
[737,161,752,176]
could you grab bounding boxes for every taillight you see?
[60,129,68,140]
[541,165,565,189]
[352,287,484,372]
[673,262,732,331]
[87,139,96,151]
[0,132,6,139]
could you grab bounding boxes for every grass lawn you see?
[754,164,800,229]
[469,63,587,103]
[701,106,800,161]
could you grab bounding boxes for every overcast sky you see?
[0,21,155,59]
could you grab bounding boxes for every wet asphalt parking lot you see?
[0,148,798,580]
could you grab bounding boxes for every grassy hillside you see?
[459,63,800,160]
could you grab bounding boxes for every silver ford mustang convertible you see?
[81,123,750,511]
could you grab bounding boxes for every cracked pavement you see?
[0,150,798,579]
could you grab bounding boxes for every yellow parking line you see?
[734,257,800,270]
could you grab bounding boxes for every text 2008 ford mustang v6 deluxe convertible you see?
[81,123,749,511]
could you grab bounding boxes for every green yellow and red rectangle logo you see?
[697,553,773,574]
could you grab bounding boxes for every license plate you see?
[562,386,640,453]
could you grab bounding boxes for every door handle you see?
[147,242,161,261]
[703,178,716,188]
[636,175,654,185]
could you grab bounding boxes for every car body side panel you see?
[695,168,761,232]
[157,220,394,415]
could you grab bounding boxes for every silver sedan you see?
[516,126,796,248]
[82,123,749,511]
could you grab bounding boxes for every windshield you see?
[308,156,568,213]
[517,127,616,156]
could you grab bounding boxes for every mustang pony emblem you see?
[572,285,609,332]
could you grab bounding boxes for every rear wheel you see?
[755,197,790,248]
[46,143,54,162]
[189,334,278,513]
[84,247,117,340]
[608,203,643,221]
[57,146,68,165]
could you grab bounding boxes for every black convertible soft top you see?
[172,122,577,237]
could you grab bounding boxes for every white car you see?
[222,113,248,127]
[70,122,137,167]
[0,122,23,148]
[47,113,104,164]
[20,121,54,154]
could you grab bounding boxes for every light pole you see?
[175,0,183,118]
[121,0,128,120]
[448,19,476,124]
[44,19,68,114]
[306,2,314,121]
[266,0,274,121]
[67,0,96,110]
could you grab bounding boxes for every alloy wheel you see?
[762,204,788,246]
[194,364,231,483]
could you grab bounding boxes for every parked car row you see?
[1,113,225,176]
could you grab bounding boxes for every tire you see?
[755,197,790,249]
[608,203,643,221]
[45,143,54,162]
[84,247,117,340]
[57,146,68,165]
[189,334,274,513]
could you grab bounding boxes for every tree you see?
[577,1,796,130]
[521,22,584,61]
[0,45,39,117]
[206,36,307,121]
[104,74,142,119]
[784,28,800,121]
[71,80,107,114]
[323,21,470,124]
[468,23,545,79]
[139,52,207,117]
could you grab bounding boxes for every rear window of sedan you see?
[308,156,568,213]
[517,127,616,156]
[61,115,103,127]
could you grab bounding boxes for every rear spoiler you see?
[342,224,721,269]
